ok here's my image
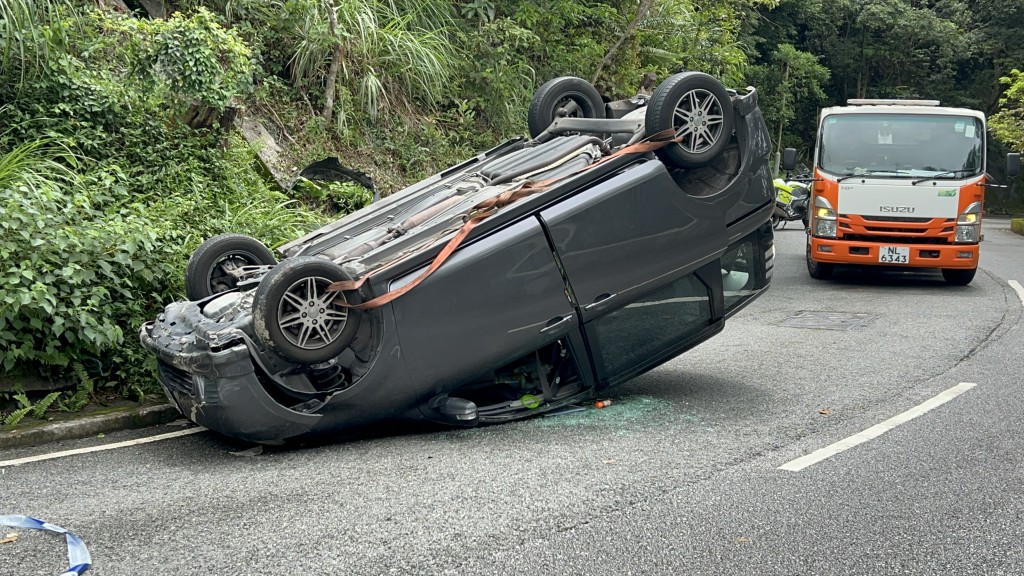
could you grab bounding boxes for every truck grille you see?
[863,226,927,234]
[841,234,950,245]
[858,215,946,224]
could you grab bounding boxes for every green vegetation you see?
[2,390,59,427]
[2,0,1023,422]
[747,0,1024,183]
[991,70,1024,150]
[1012,218,1024,236]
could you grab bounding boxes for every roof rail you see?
[847,99,940,106]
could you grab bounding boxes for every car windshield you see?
[817,112,984,178]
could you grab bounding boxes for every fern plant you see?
[0,390,60,426]
[31,391,60,418]
[3,405,32,427]
[55,364,95,413]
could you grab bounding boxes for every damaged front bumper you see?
[140,298,321,443]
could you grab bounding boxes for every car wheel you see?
[806,241,834,280]
[941,268,976,286]
[644,72,735,169]
[527,77,606,138]
[252,256,363,365]
[185,233,277,300]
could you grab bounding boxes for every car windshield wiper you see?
[836,169,911,183]
[912,169,974,185]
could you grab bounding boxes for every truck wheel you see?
[527,77,606,138]
[644,72,735,169]
[941,268,976,286]
[806,242,834,280]
[253,256,363,365]
[185,233,277,300]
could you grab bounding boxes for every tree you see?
[590,0,656,85]
[808,0,968,102]
[990,70,1024,151]
[964,0,1024,113]
[747,44,828,170]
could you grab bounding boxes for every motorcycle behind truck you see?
[772,171,811,230]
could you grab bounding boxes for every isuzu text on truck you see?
[783,99,1020,285]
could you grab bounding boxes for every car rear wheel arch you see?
[252,256,364,365]
[645,71,735,169]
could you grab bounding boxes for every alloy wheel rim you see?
[671,88,725,154]
[276,275,351,350]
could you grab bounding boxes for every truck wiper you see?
[836,169,911,183]
[912,169,973,185]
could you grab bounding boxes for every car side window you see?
[722,238,757,313]
[589,273,712,378]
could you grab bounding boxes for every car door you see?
[389,217,578,395]
[539,160,729,385]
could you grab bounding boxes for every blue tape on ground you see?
[0,514,92,575]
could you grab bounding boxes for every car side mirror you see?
[781,148,797,172]
[1008,153,1021,179]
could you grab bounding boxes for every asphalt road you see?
[2,218,1023,575]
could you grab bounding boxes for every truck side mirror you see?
[1008,153,1021,179]
[781,148,797,172]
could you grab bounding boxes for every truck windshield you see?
[817,113,984,178]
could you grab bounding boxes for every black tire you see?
[941,268,976,286]
[644,72,735,169]
[185,233,277,300]
[252,256,363,364]
[527,77,606,138]
[772,212,784,229]
[806,241,834,280]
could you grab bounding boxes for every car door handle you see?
[540,314,574,334]
[584,292,617,311]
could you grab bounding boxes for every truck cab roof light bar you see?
[847,99,941,106]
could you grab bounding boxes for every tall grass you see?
[0,131,77,194]
[0,0,76,80]
[288,0,459,126]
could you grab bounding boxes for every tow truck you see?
[784,99,1020,285]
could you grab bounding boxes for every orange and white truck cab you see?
[784,99,1020,285]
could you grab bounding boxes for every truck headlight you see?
[813,196,837,238]
[955,202,982,244]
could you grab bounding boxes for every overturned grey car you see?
[140,72,776,444]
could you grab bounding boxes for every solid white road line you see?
[779,382,977,472]
[0,427,207,468]
[1009,280,1024,305]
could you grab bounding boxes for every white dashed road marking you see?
[0,427,207,468]
[1009,280,1024,305]
[779,382,977,472]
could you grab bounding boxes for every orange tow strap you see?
[326,209,493,310]
[328,129,684,309]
